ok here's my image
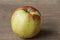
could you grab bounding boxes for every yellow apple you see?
[11,6,41,38]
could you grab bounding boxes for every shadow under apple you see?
[24,29,53,39]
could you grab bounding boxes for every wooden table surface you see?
[0,0,60,40]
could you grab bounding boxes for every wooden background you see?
[0,0,60,40]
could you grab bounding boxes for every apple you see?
[11,6,41,38]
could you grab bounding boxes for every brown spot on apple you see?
[32,14,40,21]
[15,6,40,15]
[20,6,39,12]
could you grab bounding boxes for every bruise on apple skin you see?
[25,6,38,12]
[14,6,41,21]
[16,6,40,14]
[21,6,41,21]
[21,6,40,21]
[21,6,38,11]
[32,14,40,21]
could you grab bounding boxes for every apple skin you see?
[11,6,41,38]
